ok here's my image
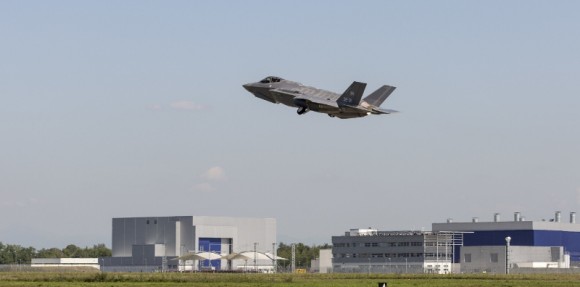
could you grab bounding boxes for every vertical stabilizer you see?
[337,81,366,106]
[363,85,396,107]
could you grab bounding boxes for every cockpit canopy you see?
[259,76,283,84]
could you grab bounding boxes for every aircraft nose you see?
[242,84,253,92]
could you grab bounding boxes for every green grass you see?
[2,272,580,287]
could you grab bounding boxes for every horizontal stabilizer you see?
[363,85,396,107]
[371,107,398,114]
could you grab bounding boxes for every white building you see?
[104,216,276,272]
[31,258,100,270]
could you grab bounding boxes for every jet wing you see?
[270,89,339,109]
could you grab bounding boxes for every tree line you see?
[1,241,329,266]
[0,242,111,264]
[277,242,331,269]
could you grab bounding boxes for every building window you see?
[146,220,150,224]
[397,242,409,247]
[490,253,498,263]
[411,242,423,246]
[464,253,472,263]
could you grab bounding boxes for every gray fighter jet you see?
[243,76,398,119]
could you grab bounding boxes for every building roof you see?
[433,221,580,232]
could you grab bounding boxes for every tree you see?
[88,244,112,257]
[0,242,36,264]
[63,244,82,257]
[36,248,64,259]
[277,242,332,269]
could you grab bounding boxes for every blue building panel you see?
[198,238,222,270]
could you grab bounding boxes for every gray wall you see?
[112,216,194,257]
[461,246,506,274]
[461,246,565,274]
[110,215,276,270]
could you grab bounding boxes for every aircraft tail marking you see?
[363,85,396,107]
[337,81,366,106]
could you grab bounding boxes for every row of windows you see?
[424,242,450,247]
[334,242,424,248]
[336,253,452,259]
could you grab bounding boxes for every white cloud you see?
[193,183,215,192]
[170,100,205,111]
[201,166,226,181]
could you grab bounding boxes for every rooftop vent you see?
[514,212,521,222]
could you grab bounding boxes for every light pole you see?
[505,236,511,274]
[254,242,258,272]
[388,258,391,273]
[272,242,277,273]
[368,257,371,275]
[405,258,408,274]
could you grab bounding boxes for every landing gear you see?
[297,106,309,115]
[328,114,335,118]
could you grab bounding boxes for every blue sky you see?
[1,1,579,248]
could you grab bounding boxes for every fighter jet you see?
[242,76,398,119]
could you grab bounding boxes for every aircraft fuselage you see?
[243,76,398,119]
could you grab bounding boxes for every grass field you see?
[2,272,580,287]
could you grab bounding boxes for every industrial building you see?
[331,228,466,274]
[432,211,580,273]
[103,216,276,272]
[329,211,579,274]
